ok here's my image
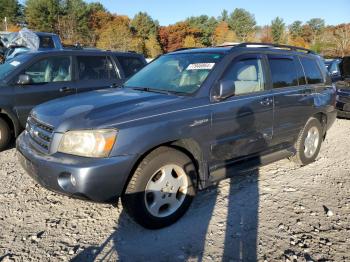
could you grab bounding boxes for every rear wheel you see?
[0,118,11,151]
[122,147,197,229]
[291,117,323,166]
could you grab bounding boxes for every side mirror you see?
[214,80,235,101]
[17,74,32,85]
[331,71,339,76]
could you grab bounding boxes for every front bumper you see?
[16,132,137,203]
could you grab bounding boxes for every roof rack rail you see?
[172,47,197,52]
[231,42,316,54]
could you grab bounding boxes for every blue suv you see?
[17,43,337,228]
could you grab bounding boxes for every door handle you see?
[110,83,119,88]
[59,87,74,93]
[260,97,273,106]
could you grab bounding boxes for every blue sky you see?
[86,0,349,26]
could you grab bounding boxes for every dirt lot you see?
[0,119,349,262]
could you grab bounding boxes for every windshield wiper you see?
[131,87,186,96]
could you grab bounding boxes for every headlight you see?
[58,129,117,158]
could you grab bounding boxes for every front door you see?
[210,54,273,173]
[14,55,75,126]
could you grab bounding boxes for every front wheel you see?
[291,117,323,166]
[121,147,197,229]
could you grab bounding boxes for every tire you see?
[291,117,323,166]
[0,118,11,151]
[121,146,197,229]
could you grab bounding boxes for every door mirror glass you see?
[17,74,31,85]
[214,80,235,100]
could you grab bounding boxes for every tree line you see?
[1,0,349,57]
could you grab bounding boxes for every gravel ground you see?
[0,119,349,262]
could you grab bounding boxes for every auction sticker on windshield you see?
[186,63,215,70]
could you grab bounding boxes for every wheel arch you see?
[0,108,21,137]
[121,138,208,197]
[312,112,327,138]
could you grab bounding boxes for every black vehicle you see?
[325,58,342,82]
[17,43,337,229]
[335,56,350,118]
[0,49,146,150]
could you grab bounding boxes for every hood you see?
[32,88,186,132]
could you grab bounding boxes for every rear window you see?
[77,56,119,81]
[268,56,298,88]
[117,56,144,78]
[39,36,55,48]
[300,57,324,84]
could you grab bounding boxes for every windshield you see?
[0,54,30,81]
[124,53,223,94]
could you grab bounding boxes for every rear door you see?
[269,54,315,146]
[210,53,274,171]
[14,55,75,126]
[75,55,123,93]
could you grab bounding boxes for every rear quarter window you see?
[300,57,324,84]
[117,56,144,78]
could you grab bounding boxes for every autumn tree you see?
[97,16,133,51]
[289,20,303,39]
[87,3,111,46]
[258,25,272,43]
[0,0,21,29]
[130,12,161,55]
[213,21,237,45]
[271,17,285,43]
[131,12,158,39]
[323,24,350,57]
[145,35,162,58]
[186,15,217,46]
[228,8,256,41]
[218,9,229,22]
[307,18,325,35]
[25,0,60,32]
[158,22,202,52]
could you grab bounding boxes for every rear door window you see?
[268,55,299,88]
[77,56,119,81]
[300,57,324,84]
[117,56,144,78]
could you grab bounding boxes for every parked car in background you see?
[0,49,146,150]
[335,56,350,118]
[17,43,337,229]
[0,31,10,64]
[0,29,63,62]
[325,58,342,82]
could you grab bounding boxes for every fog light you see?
[58,172,77,192]
[70,175,77,186]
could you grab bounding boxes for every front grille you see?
[26,116,54,153]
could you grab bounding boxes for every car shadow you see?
[71,169,260,262]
